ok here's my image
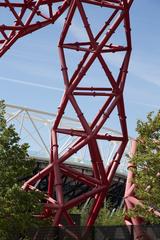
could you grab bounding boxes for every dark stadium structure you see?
[36,158,126,210]
[6,104,131,212]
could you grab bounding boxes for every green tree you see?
[70,202,124,226]
[0,100,49,239]
[94,207,124,226]
[130,111,160,223]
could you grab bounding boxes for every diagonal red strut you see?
[0,0,134,228]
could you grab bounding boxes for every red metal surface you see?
[1,0,133,226]
[124,140,144,239]
[125,140,160,239]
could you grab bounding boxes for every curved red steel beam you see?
[0,0,69,57]
[1,0,134,228]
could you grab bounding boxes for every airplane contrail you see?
[0,76,64,92]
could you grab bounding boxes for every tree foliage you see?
[70,201,124,226]
[95,208,124,226]
[130,111,160,223]
[0,100,48,239]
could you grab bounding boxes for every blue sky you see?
[0,0,160,138]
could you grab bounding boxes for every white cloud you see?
[129,56,160,88]
[129,99,159,110]
[40,5,87,41]
[0,76,64,92]
[106,51,160,89]
[58,16,87,41]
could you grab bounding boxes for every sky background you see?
[0,0,160,138]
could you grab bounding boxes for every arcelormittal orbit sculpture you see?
[0,0,133,226]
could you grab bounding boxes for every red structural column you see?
[124,140,145,239]
[48,0,133,226]
[0,0,134,228]
[124,140,160,239]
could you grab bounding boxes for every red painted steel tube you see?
[81,0,124,10]
[124,140,148,239]
[87,191,107,225]
[64,185,109,209]
[0,1,69,57]
[125,139,160,238]
[22,163,53,190]
[60,164,101,186]
[1,0,134,229]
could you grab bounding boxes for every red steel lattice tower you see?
[0,0,133,226]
